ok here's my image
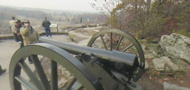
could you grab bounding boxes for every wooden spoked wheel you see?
[87,29,145,82]
[9,43,104,90]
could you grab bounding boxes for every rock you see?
[68,31,91,42]
[68,28,100,42]
[141,43,160,60]
[152,56,180,72]
[141,45,147,52]
[145,61,149,69]
[75,28,99,36]
[77,38,91,47]
[159,33,190,65]
[145,54,155,60]
[144,48,158,60]
[152,57,166,71]
[150,38,160,43]
[157,45,165,56]
[58,77,68,89]
[164,82,190,90]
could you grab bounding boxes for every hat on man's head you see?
[12,17,15,20]
[14,19,21,23]
[22,19,30,23]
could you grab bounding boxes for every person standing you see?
[20,19,39,63]
[42,17,52,38]
[80,17,82,24]
[9,16,15,30]
[20,19,39,46]
[11,19,24,48]
[0,65,6,75]
[9,17,19,42]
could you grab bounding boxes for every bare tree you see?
[90,0,121,15]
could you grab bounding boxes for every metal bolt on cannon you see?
[9,29,146,90]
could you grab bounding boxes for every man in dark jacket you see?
[12,19,24,48]
[42,17,52,38]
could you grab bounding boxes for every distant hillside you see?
[0,5,98,17]
[0,5,107,30]
[0,6,52,20]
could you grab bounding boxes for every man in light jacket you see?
[20,19,39,63]
[20,19,39,46]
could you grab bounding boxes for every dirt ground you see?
[137,69,190,90]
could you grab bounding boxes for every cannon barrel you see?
[10,29,145,90]
[39,38,139,69]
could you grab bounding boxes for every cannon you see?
[9,28,146,90]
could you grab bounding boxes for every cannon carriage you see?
[9,29,146,90]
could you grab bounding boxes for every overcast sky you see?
[0,0,97,12]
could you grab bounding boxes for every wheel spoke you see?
[15,76,38,90]
[13,64,22,90]
[122,43,134,52]
[100,34,108,50]
[71,80,84,90]
[115,36,124,50]
[51,60,58,90]
[30,55,51,90]
[18,61,44,90]
[64,77,77,90]
[110,33,112,51]
[93,43,100,48]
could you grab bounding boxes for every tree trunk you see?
[147,0,152,14]
[135,0,138,14]
[157,0,161,14]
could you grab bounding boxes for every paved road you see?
[0,39,19,90]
